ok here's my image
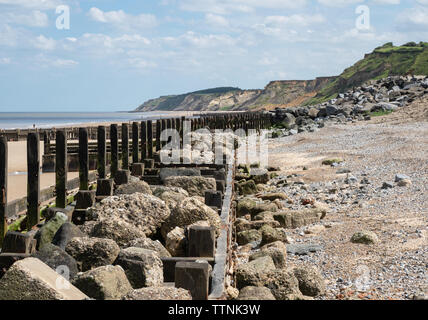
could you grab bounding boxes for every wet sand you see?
[7,140,79,202]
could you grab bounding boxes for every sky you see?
[0,0,427,112]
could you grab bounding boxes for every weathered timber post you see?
[169,118,174,143]
[122,123,129,169]
[147,120,153,159]
[0,137,7,246]
[97,126,106,179]
[110,124,118,179]
[79,128,89,190]
[27,132,40,230]
[175,261,210,300]
[156,120,161,152]
[188,225,216,258]
[132,122,139,163]
[140,121,147,161]
[55,130,67,208]
[161,119,167,148]
[43,131,50,155]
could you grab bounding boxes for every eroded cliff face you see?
[135,78,336,112]
[238,77,336,110]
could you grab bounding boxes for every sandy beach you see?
[7,140,79,202]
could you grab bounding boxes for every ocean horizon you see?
[0,111,175,130]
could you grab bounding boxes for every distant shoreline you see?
[0,111,198,130]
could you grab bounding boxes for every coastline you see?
[1,111,197,202]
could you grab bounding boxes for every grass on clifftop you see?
[305,42,428,106]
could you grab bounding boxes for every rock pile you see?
[271,76,428,136]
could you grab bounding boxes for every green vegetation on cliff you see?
[305,42,428,105]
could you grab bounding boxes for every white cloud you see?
[317,0,401,6]
[33,35,56,50]
[397,6,428,28]
[0,10,48,27]
[205,13,229,28]
[51,58,79,67]
[88,7,158,31]
[265,14,326,27]
[0,57,11,64]
[179,0,306,14]
[0,0,61,10]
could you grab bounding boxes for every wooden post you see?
[175,261,210,300]
[161,119,167,148]
[27,132,40,230]
[79,128,89,191]
[0,136,7,246]
[147,120,153,159]
[97,126,106,179]
[132,122,139,163]
[43,131,50,155]
[166,118,172,144]
[55,130,67,208]
[156,120,161,152]
[122,123,129,169]
[188,226,216,258]
[141,121,147,161]
[110,124,118,179]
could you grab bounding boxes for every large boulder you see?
[89,218,146,247]
[86,193,170,237]
[249,242,287,269]
[249,168,269,184]
[235,256,276,289]
[72,265,132,300]
[115,247,163,288]
[237,180,257,195]
[161,197,221,239]
[32,243,79,279]
[126,238,171,258]
[155,187,189,210]
[351,230,379,244]
[159,168,201,182]
[293,266,326,297]
[259,193,289,201]
[237,286,276,300]
[164,176,216,197]
[263,270,302,300]
[236,219,280,232]
[0,257,88,300]
[115,180,152,196]
[237,230,262,246]
[123,287,192,300]
[35,212,68,249]
[152,186,189,199]
[260,225,290,246]
[165,227,186,257]
[65,237,120,272]
[236,198,278,218]
[52,222,87,250]
[273,209,323,229]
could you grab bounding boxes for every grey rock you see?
[32,243,79,279]
[114,247,163,288]
[72,265,132,300]
[65,237,120,271]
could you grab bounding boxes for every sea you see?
[0,112,176,130]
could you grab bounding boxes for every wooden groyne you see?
[0,111,271,300]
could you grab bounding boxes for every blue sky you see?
[0,0,427,112]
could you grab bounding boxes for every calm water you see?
[0,112,172,130]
